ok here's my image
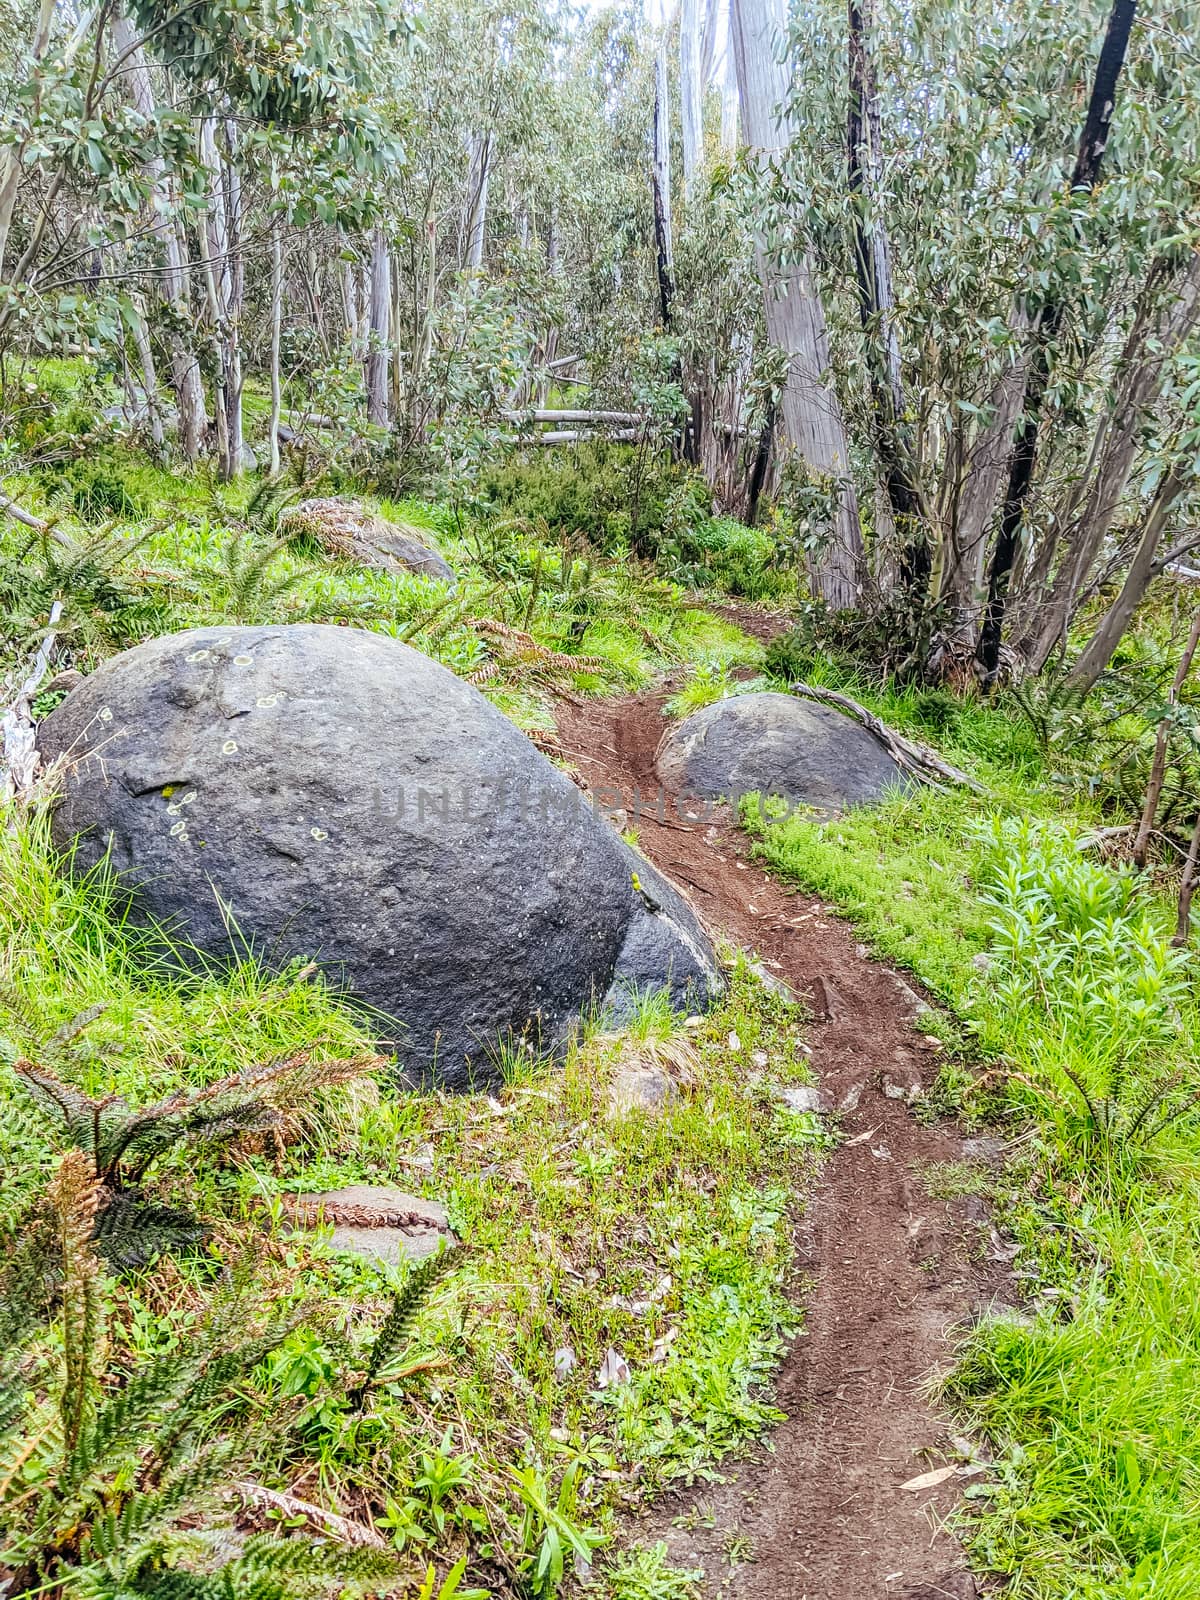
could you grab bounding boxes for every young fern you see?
[14,1051,381,1272]
[351,1245,462,1409]
[1,1160,398,1600]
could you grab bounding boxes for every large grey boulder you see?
[656,691,910,814]
[38,625,720,1088]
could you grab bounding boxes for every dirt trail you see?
[554,688,1005,1600]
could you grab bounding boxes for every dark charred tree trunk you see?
[974,0,1137,681]
[847,0,927,594]
[745,406,776,527]
[652,45,675,332]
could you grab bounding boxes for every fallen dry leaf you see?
[899,1465,958,1492]
[554,1346,577,1378]
[596,1347,631,1388]
[650,1326,679,1363]
[842,1125,881,1147]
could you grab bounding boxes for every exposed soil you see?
[554,684,1010,1600]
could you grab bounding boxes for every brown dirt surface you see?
[554,685,1010,1600]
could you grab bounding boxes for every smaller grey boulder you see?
[285,497,455,586]
[656,692,911,814]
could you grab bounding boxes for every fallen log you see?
[519,428,641,445]
[514,408,644,425]
[2,600,63,801]
[0,493,73,548]
[789,679,987,793]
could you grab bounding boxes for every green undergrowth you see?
[0,448,764,731]
[744,767,1200,1597]
[0,802,817,1597]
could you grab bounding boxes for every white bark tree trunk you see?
[199,117,243,480]
[720,77,739,151]
[269,216,283,473]
[0,0,58,279]
[1065,466,1189,694]
[1021,252,1200,670]
[700,0,721,86]
[940,336,1030,633]
[730,0,862,607]
[465,133,491,272]
[128,292,164,455]
[112,12,208,459]
[366,225,391,427]
[680,0,703,199]
[342,257,359,347]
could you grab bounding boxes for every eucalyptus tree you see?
[0,0,400,473]
[770,0,1200,681]
[731,0,863,608]
[972,0,1138,681]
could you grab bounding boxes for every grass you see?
[9,406,1200,1596]
[0,788,820,1595]
[1,445,767,734]
[744,730,1200,1598]
[0,427,814,1594]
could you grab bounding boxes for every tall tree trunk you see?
[195,198,229,477]
[413,204,437,416]
[1018,250,1200,670]
[390,254,404,419]
[847,0,926,593]
[974,0,1138,680]
[680,0,703,200]
[651,42,675,329]
[171,213,207,460]
[731,0,863,608]
[745,406,776,527]
[221,119,244,475]
[699,0,721,86]
[1174,807,1200,946]
[1063,466,1188,694]
[464,133,491,273]
[342,256,359,347]
[720,77,739,151]
[366,225,391,428]
[0,0,58,279]
[112,12,208,459]
[199,117,243,480]
[128,292,164,457]
[357,257,371,355]
[938,333,1030,639]
[268,216,283,474]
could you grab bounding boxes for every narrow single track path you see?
[555,688,1007,1600]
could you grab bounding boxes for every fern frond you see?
[0,1211,61,1345]
[59,1347,194,1499]
[350,1245,461,1408]
[48,1150,103,1453]
[92,1193,206,1273]
[237,1531,398,1585]
[115,1574,226,1600]
[85,1437,237,1560]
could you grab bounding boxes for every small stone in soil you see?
[779,1084,830,1114]
[608,1063,677,1115]
[962,1135,1007,1164]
